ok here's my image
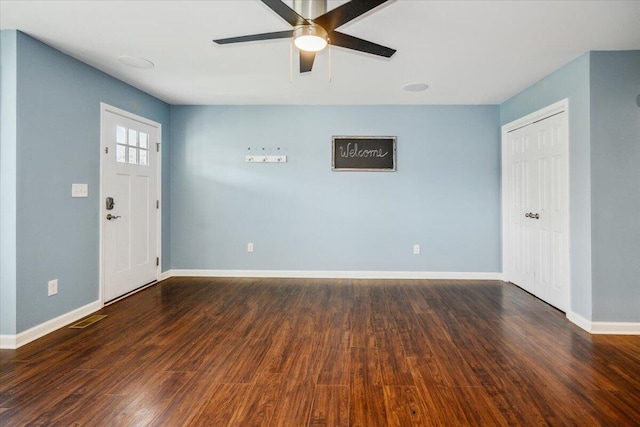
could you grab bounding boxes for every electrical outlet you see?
[247,243,254,253]
[413,244,421,255]
[48,279,58,296]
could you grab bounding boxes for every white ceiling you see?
[2,0,640,105]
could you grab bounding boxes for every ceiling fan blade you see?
[213,30,294,45]
[300,51,316,73]
[261,0,309,27]
[329,31,396,58]
[313,0,389,32]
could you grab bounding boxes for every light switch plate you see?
[71,183,88,198]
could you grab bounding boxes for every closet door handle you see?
[534,213,539,219]
[525,213,531,218]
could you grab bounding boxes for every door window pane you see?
[139,132,148,149]
[116,144,126,163]
[128,129,138,147]
[129,147,138,164]
[139,149,148,166]
[116,126,126,144]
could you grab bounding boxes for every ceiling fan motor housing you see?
[293,0,327,19]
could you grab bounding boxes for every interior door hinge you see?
[156,200,159,209]
[156,142,160,152]
[105,147,109,154]
[156,257,160,266]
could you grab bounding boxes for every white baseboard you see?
[590,322,640,335]
[0,334,16,349]
[0,300,102,349]
[567,311,592,332]
[160,270,172,281]
[165,269,503,280]
[567,311,640,335]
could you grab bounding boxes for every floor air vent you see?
[69,315,107,329]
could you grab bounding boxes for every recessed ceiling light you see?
[403,83,428,92]
[118,56,154,69]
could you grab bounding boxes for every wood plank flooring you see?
[1,278,639,426]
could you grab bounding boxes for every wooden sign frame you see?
[332,136,397,171]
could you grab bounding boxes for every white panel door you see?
[506,111,568,311]
[102,108,159,302]
[507,125,536,293]
[531,113,568,310]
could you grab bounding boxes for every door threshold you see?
[104,280,158,306]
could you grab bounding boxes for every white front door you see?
[101,105,160,302]
[504,107,569,312]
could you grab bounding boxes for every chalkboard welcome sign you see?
[332,136,397,171]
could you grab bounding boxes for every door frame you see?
[501,98,570,310]
[99,103,162,305]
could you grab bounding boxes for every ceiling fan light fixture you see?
[293,25,328,52]
[212,0,396,73]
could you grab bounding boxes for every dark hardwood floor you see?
[1,278,639,426]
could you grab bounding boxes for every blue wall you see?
[590,51,640,322]
[0,31,18,335]
[170,105,502,272]
[1,31,171,333]
[2,29,636,337]
[500,53,592,320]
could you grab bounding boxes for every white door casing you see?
[100,104,161,303]
[502,100,569,312]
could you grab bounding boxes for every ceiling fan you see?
[213,0,396,73]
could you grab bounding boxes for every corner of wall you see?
[0,29,18,336]
[499,52,593,322]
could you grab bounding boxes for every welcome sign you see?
[332,136,397,171]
